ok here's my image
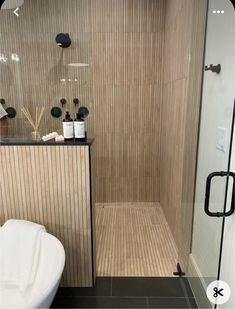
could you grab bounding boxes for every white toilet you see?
[0,221,65,309]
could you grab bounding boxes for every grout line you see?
[54,295,197,299]
[146,297,150,308]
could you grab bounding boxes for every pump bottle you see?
[74,112,86,141]
[63,111,74,141]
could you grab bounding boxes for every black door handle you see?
[204,171,235,217]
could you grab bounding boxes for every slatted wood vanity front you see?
[0,139,95,287]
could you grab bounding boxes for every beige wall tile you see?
[0,0,165,203]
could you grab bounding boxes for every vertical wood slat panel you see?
[160,0,193,239]
[0,0,165,204]
[160,0,207,259]
[89,0,165,203]
[96,204,178,276]
[177,0,208,272]
[0,145,93,287]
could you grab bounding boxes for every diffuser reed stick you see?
[36,107,45,130]
[21,107,45,137]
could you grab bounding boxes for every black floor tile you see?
[56,277,112,297]
[52,277,197,308]
[148,297,190,308]
[51,296,148,308]
[112,277,191,298]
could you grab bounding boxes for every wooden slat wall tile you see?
[96,204,178,276]
[160,0,207,251]
[0,0,165,203]
[0,145,93,287]
[177,0,208,272]
[90,0,165,203]
[160,0,193,238]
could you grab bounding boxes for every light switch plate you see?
[216,127,228,153]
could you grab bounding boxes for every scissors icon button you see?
[213,287,224,298]
[207,280,230,305]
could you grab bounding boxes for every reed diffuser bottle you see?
[21,107,45,140]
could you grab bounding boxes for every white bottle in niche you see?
[74,112,86,141]
[63,111,74,141]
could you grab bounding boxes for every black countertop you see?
[0,138,94,146]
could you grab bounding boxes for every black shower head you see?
[56,33,71,48]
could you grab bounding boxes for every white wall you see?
[190,0,235,306]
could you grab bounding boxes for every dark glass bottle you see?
[63,111,74,141]
[74,112,86,141]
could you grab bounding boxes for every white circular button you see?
[207,280,231,305]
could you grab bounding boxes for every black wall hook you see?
[73,98,80,106]
[205,64,221,74]
[60,98,67,106]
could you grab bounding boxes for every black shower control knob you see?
[73,98,79,105]
[51,107,62,118]
[60,98,67,106]
[56,33,71,48]
[0,98,5,105]
[78,106,89,118]
[6,107,17,118]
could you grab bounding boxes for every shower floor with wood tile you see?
[96,203,178,277]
